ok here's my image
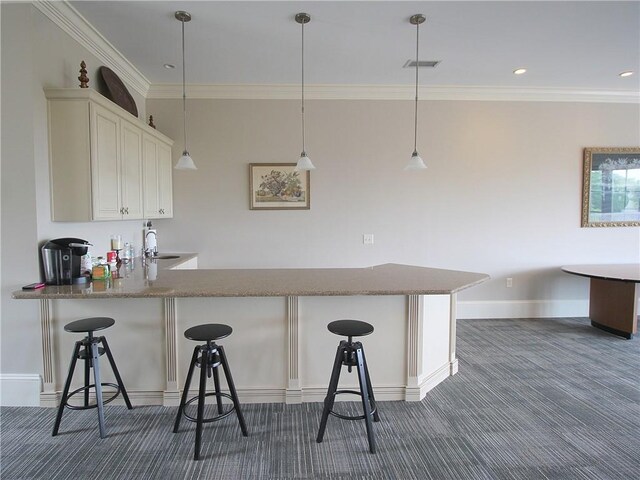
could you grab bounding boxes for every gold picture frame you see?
[249,163,310,210]
[582,147,640,227]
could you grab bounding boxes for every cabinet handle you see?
[119,207,124,215]
[125,207,129,215]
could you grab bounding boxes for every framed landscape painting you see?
[582,147,640,227]
[249,163,310,210]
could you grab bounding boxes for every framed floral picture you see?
[249,163,310,210]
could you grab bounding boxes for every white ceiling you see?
[70,1,640,91]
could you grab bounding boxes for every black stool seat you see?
[184,324,232,342]
[328,320,374,338]
[64,317,115,333]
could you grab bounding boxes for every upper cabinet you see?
[45,88,174,221]
[142,133,173,219]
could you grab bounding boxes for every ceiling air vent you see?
[403,60,440,68]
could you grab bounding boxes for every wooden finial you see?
[78,61,89,88]
[148,115,156,129]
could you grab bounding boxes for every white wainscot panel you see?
[422,295,451,379]
[51,299,165,404]
[175,297,287,403]
[299,296,407,402]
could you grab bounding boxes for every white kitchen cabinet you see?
[45,88,173,222]
[119,119,144,219]
[143,134,173,219]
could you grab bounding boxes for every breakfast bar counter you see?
[14,259,487,299]
[14,257,489,407]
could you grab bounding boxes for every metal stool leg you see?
[218,345,248,436]
[91,341,107,439]
[194,346,208,460]
[317,341,346,443]
[174,345,200,433]
[52,340,82,436]
[101,337,132,409]
[360,346,380,422]
[355,346,376,453]
[84,342,90,407]
[211,362,224,415]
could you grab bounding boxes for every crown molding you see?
[33,1,638,105]
[147,83,640,103]
[33,0,151,98]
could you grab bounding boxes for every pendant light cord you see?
[181,18,188,153]
[414,20,419,153]
[301,19,306,154]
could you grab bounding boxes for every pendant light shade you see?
[296,153,315,170]
[405,151,427,170]
[174,11,197,171]
[175,152,196,170]
[405,14,427,171]
[294,13,315,172]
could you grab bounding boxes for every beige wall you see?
[147,97,640,307]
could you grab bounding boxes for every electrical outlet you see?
[506,277,513,288]
[363,234,374,245]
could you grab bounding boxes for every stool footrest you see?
[181,392,237,424]
[64,383,121,411]
[326,389,377,421]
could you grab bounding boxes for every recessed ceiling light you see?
[513,68,527,75]
[619,71,634,77]
[403,60,441,68]
[164,63,176,69]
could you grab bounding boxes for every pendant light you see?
[405,14,427,171]
[294,13,315,171]
[174,11,197,170]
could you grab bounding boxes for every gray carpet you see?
[1,318,638,479]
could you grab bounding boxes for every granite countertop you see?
[13,257,489,299]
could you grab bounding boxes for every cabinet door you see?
[90,103,121,220]
[120,120,144,219]
[157,142,173,218]
[142,134,159,218]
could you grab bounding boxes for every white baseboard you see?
[302,385,406,403]
[406,363,451,402]
[457,300,589,319]
[0,374,41,406]
[37,385,409,408]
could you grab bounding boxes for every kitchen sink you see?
[152,255,181,260]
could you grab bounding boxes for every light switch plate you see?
[363,234,374,245]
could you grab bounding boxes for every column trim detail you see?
[406,294,423,383]
[286,296,302,404]
[163,297,180,406]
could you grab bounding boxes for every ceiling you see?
[70,1,639,91]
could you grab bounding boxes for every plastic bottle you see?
[122,242,130,262]
[80,252,92,275]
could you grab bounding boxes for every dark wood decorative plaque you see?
[99,66,138,117]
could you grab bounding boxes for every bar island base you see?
[13,263,488,407]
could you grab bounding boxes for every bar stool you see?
[317,319,380,453]
[52,317,132,438]
[173,324,248,460]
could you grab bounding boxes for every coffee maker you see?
[41,238,92,285]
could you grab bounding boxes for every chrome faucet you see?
[144,229,157,257]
